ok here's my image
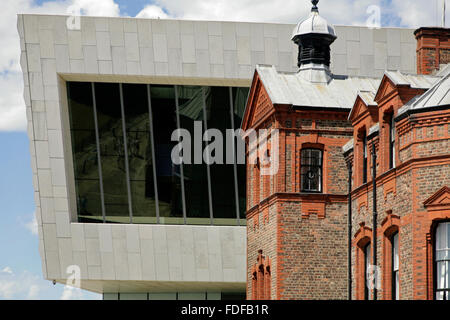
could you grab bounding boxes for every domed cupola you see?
[292,0,337,70]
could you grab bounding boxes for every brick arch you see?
[251,250,271,300]
[381,212,400,300]
[353,223,372,300]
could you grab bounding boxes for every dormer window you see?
[301,149,323,193]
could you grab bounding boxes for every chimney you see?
[414,27,450,74]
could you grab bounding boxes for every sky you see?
[0,0,448,300]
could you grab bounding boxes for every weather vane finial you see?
[312,0,319,12]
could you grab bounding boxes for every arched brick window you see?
[381,213,400,300]
[354,223,372,300]
[434,222,450,300]
[423,186,450,300]
[251,250,271,300]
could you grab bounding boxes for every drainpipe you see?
[371,142,378,300]
[347,161,352,300]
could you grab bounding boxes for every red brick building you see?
[243,1,450,300]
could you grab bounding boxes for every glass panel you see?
[437,261,446,289]
[301,149,322,192]
[123,84,157,224]
[395,271,399,300]
[151,85,184,224]
[437,223,446,250]
[178,86,211,225]
[95,83,130,223]
[435,223,450,300]
[365,243,372,300]
[447,222,450,249]
[206,86,238,225]
[67,82,103,222]
[233,87,249,222]
[393,233,399,271]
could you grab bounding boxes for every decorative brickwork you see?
[415,27,450,75]
[244,25,450,301]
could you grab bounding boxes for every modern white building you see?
[18,13,417,300]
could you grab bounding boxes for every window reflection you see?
[67,82,103,222]
[123,84,157,224]
[151,85,184,224]
[67,82,249,226]
[206,87,238,225]
[178,86,211,224]
[95,83,130,223]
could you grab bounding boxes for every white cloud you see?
[27,284,40,299]
[0,267,44,299]
[0,0,445,132]
[141,0,383,25]
[24,212,38,236]
[391,0,450,28]
[1,267,13,274]
[60,286,84,300]
[0,0,120,132]
[136,5,169,19]
[0,266,101,300]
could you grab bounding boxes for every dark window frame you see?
[300,148,323,193]
[434,221,450,300]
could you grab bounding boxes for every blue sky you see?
[0,0,447,300]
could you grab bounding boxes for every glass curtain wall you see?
[67,82,248,226]
[67,82,103,222]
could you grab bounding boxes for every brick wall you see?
[415,27,450,75]
[246,100,352,299]
[349,106,450,299]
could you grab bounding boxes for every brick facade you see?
[347,71,450,300]
[244,26,450,300]
[415,27,450,75]
[243,79,352,299]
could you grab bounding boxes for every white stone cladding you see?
[18,13,417,293]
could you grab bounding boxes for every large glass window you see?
[435,222,450,300]
[67,82,103,223]
[151,85,184,224]
[94,83,130,223]
[178,86,211,225]
[122,84,157,224]
[67,82,249,226]
[206,87,239,225]
[300,149,323,193]
[233,87,249,224]
[392,232,399,300]
[365,242,372,300]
